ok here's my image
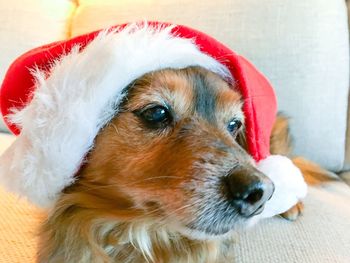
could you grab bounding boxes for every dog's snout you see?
[224,168,274,217]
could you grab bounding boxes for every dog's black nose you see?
[224,168,274,217]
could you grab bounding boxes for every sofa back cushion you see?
[0,0,76,131]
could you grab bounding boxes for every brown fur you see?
[38,67,328,262]
[269,115,332,220]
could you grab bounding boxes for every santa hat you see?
[0,22,306,215]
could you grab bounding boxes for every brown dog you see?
[38,66,322,263]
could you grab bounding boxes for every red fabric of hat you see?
[0,22,305,212]
[1,21,276,162]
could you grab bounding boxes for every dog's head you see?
[72,66,274,238]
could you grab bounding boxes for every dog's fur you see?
[38,67,327,263]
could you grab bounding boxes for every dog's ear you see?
[269,114,292,156]
[237,114,292,156]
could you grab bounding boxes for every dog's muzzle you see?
[223,167,275,217]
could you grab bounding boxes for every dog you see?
[35,66,328,263]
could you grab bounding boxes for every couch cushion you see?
[340,171,350,185]
[345,0,350,171]
[0,187,43,262]
[71,0,349,172]
[231,182,350,262]
[0,132,15,150]
[0,133,42,262]
[345,97,350,171]
[0,0,77,132]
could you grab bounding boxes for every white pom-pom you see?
[256,155,307,218]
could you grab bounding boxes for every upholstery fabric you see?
[0,187,42,263]
[0,133,349,262]
[345,100,350,171]
[0,133,41,262]
[0,132,15,150]
[231,183,350,262]
[345,0,350,171]
[0,0,76,132]
[340,171,350,186]
[71,0,350,172]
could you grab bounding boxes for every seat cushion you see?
[71,0,350,172]
[0,187,43,262]
[0,132,15,150]
[340,171,350,186]
[231,181,350,262]
[0,133,42,261]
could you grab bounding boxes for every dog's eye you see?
[138,105,171,127]
[227,118,242,136]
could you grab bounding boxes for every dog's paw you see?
[280,201,304,221]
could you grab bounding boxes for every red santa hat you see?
[0,22,306,215]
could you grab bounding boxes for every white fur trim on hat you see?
[0,24,231,208]
[256,155,307,218]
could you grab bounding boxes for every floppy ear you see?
[241,114,292,157]
[269,114,292,156]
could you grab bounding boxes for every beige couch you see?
[1,0,350,262]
